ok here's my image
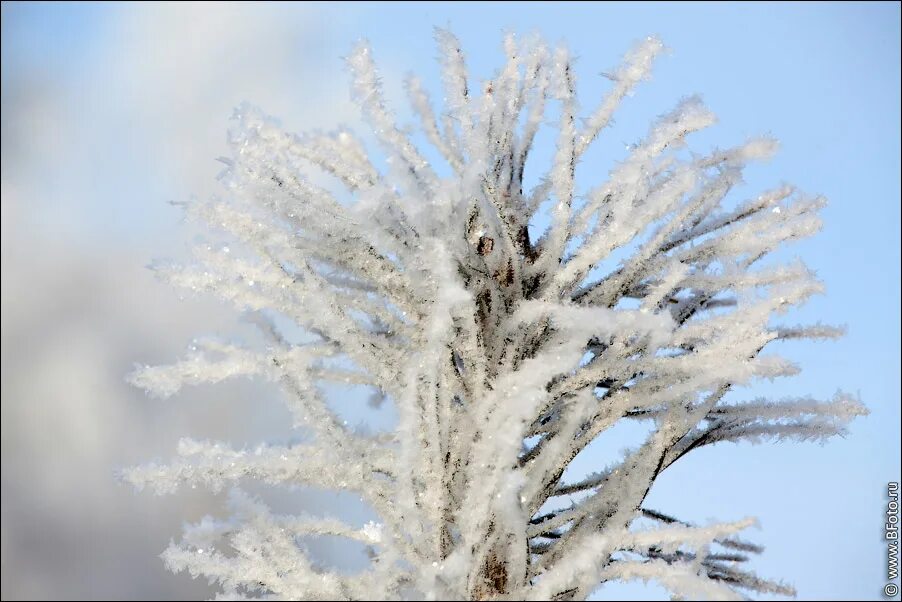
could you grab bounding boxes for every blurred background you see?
[1,2,899,600]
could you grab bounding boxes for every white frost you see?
[123,30,864,601]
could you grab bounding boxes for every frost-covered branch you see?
[126,30,864,601]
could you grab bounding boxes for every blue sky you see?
[2,2,900,600]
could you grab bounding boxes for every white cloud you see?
[1,4,364,598]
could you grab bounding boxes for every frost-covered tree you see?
[123,31,866,600]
